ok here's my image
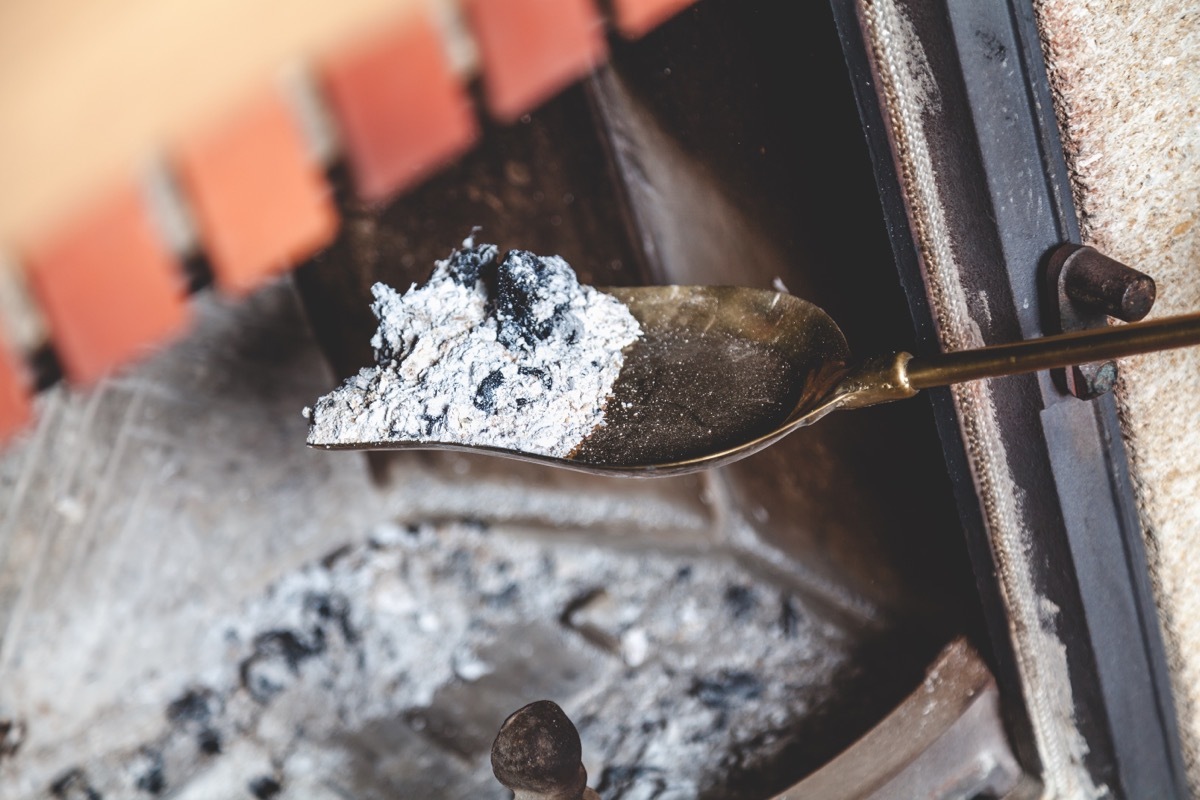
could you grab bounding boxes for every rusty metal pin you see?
[491,700,600,800]
[1061,245,1157,322]
[1044,243,1159,399]
[1070,360,1118,399]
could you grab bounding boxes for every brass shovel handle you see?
[904,311,1200,391]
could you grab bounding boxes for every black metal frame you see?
[830,0,1187,796]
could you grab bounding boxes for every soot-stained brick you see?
[473,369,505,413]
[494,250,574,349]
[248,776,282,798]
[50,768,102,800]
[723,585,760,620]
[444,241,498,287]
[239,628,326,704]
[689,670,764,710]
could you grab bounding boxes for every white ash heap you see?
[306,236,642,457]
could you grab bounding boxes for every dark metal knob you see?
[1061,245,1156,322]
[491,700,598,800]
[1044,243,1158,399]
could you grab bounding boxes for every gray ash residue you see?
[306,237,642,457]
[31,522,856,799]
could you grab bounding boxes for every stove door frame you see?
[830,0,1188,795]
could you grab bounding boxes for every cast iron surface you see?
[774,638,1028,799]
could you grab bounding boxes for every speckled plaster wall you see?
[1036,1,1200,792]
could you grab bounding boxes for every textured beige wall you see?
[1036,1,1200,792]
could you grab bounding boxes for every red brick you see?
[0,330,32,444]
[323,13,478,201]
[612,0,696,38]
[176,88,338,297]
[465,0,607,122]
[25,183,190,386]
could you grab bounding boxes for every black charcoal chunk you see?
[166,686,220,726]
[474,369,506,413]
[494,250,578,349]
[445,242,499,287]
[50,768,102,800]
[597,765,667,797]
[248,776,282,799]
[134,750,166,794]
[779,594,802,638]
[518,366,552,390]
[0,717,25,760]
[238,629,326,704]
[421,411,447,435]
[551,307,583,345]
[723,585,759,620]
[689,670,764,710]
[197,728,223,755]
[304,591,359,645]
[374,339,398,368]
[511,366,553,409]
[370,320,408,370]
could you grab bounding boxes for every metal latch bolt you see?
[1044,244,1157,399]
